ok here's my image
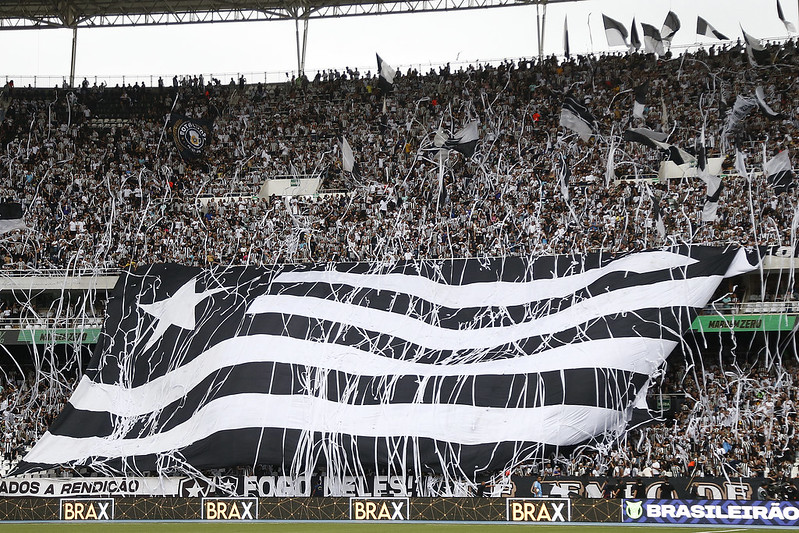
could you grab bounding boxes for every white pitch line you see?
[696,528,749,533]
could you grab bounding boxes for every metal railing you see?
[700,301,799,316]
[0,317,104,329]
[0,268,121,278]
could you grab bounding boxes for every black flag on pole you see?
[563,16,571,58]
[652,198,666,239]
[630,18,641,50]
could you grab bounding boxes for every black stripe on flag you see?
[50,366,651,439]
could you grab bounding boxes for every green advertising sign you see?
[13,328,101,345]
[691,314,796,332]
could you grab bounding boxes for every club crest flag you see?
[170,114,213,160]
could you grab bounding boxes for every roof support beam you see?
[0,1,587,30]
[294,11,309,78]
[69,25,78,88]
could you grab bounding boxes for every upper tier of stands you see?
[0,39,797,271]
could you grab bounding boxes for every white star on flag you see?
[137,277,228,352]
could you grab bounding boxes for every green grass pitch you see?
[0,524,798,532]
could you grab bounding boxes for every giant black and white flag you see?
[696,16,729,40]
[603,14,629,47]
[376,54,395,93]
[14,249,757,477]
[560,96,597,141]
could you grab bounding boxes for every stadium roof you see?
[0,0,580,29]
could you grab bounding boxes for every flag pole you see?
[535,2,543,61]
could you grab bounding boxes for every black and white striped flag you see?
[15,249,756,477]
[376,53,395,93]
[340,136,357,175]
[444,121,480,157]
[603,14,629,47]
[623,127,695,165]
[560,96,597,141]
[701,174,724,222]
[660,11,681,43]
[755,86,784,119]
[742,28,771,66]
[633,82,648,119]
[765,150,796,193]
[696,16,729,40]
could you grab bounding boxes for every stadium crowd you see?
[0,38,798,270]
[0,36,799,486]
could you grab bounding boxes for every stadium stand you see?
[1,35,799,489]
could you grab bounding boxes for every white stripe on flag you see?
[25,396,630,464]
[68,335,675,417]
